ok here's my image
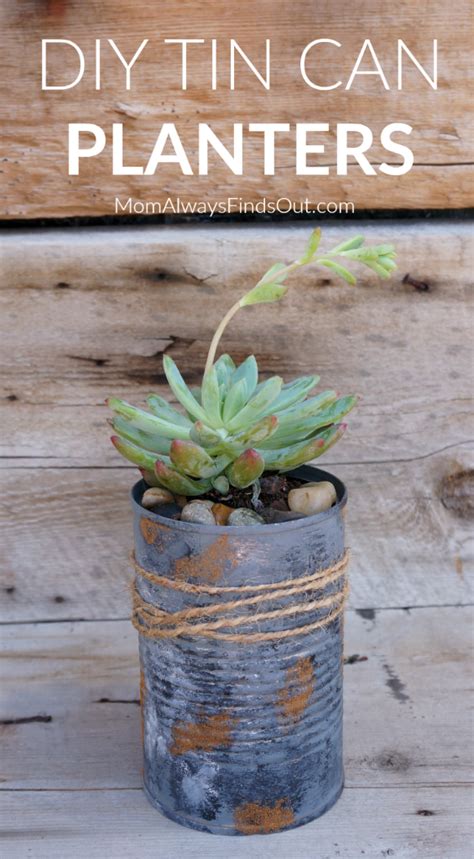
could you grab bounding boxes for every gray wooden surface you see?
[1,608,472,857]
[1,221,472,856]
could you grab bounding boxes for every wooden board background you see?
[1,0,473,218]
[1,221,472,622]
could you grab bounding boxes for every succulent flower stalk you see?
[107,230,396,496]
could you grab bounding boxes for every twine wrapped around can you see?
[131,551,349,643]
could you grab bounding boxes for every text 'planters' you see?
[131,465,348,836]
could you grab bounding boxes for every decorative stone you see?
[212,503,233,525]
[180,501,216,524]
[227,508,265,527]
[141,488,174,509]
[197,498,215,509]
[288,481,337,516]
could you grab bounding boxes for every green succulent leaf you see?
[231,355,258,399]
[298,228,321,264]
[340,243,395,261]
[226,449,265,488]
[328,235,365,254]
[139,468,166,488]
[261,423,347,470]
[275,390,338,428]
[222,377,250,424]
[111,416,172,456]
[162,355,208,423]
[263,375,320,415]
[189,421,224,448]
[169,440,215,478]
[107,397,190,440]
[154,460,212,496]
[240,264,289,306]
[201,365,224,428]
[146,394,192,428]
[111,436,167,471]
[232,414,279,446]
[318,259,357,285]
[261,395,357,447]
[227,376,283,432]
[212,475,230,494]
[214,354,236,391]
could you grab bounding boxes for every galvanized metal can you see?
[132,465,347,836]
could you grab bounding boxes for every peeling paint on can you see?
[132,465,347,836]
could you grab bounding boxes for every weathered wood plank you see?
[1,0,473,217]
[1,445,473,623]
[1,223,472,465]
[2,786,471,859]
[1,609,472,857]
[2,786,472,859]
[1,223,472,620]
[1,609,471,789]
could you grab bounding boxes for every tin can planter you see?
[131,464,348,836]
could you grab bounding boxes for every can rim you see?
[131,465,347,536]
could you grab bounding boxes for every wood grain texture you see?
[1,222,472,621]
[1,0,473,217]
[1,609,472,857]
[2,786,471,859]
[1,222,472,464]
[1,450,473,623]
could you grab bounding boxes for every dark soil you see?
[141,473,309,524]
[207,473,305,513]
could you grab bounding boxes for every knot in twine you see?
[131,550,349,644]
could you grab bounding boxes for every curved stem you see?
[204,260,300,375]
[204,298,242,375]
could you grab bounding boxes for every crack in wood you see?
[1,715,52,726]
[2,439,472,469]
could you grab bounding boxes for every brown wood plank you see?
[1,609,472,857]
[1,0,473,217]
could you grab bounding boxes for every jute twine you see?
[131,550,349,643]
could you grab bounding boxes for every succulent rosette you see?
[107,229,396,497]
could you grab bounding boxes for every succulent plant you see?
[107,229,396,496]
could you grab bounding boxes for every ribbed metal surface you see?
[132,466,347,836]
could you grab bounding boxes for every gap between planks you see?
[0,603,473,627]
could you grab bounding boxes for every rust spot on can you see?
[174,534,237,583]
[170,710,236,756]
[140,517,161,544]
[276,656,315,722]
[234,799,294,834]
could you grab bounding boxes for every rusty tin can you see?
[132,465,347,836]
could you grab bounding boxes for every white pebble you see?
[227,508,264,526]
[288,481,337,516]
[181,501,216,524]
[141,488,174,509]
